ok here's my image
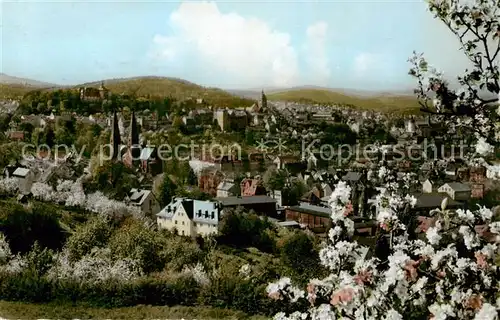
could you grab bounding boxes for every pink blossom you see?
[354,270,373,285]
[474,252,488,269]
[330,287,355,306]
[403,260,420,281]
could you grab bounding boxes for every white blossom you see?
[475,137,494,156]
[182,262,210,286]
[47,248,142,284]
[474,303,498,320]
[0,233,12,264]
[0,178,19,195]
[31,182,55,202]
[426,227,442,245]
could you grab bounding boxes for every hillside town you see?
[1,0,500,319]
[1,70,500,316]
[1,87,498,237]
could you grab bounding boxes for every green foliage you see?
[364,125,397,144]
[263,168,289,192]
[217,208,276,253]
[0,142,24,168]
[175,187,213,201]
[90,161,139,199]
[108,219,169,273]
[282,178,308,206]
[5,77,255,118]
[164,160,197,186]
[277,231,323,284]
[198,274,266,312]
[0,201,66,254]
[159,174,178,206]
[318,122,358,145]
[19,122,35,141]
[0,113,12,132]
[162,236,204,272]
[75,122,103,157]
[64,214,113,262]
[22,242,55,277]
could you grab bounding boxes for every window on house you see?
[182,221,185,225]
[175,220,177,224]
[182,230,185,235]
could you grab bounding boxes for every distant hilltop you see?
[0,73,422,114]
[0,73,58,87]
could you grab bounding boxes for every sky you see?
[1,0,473,91]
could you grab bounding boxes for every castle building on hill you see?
[80,81,111,101]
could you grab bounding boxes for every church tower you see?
[111,111,121,160]
[129,111,141,159]
[98,81,109,99]
[261,90,267,110]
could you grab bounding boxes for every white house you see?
[406,119,416,133]
[156,198,220,237]
[216,180,239,198]
[12,167,34,195]
[126,188,160,216]
[270,190,283,207]
[422,179,433,193]
[438,182,471,201]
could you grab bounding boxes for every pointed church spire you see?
[129,111,141,159]
[130,111,139,146]
[261,89,267,110]
[111,111,121,160]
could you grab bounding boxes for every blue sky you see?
[1,0,471,90]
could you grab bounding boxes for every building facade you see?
[156,198,221,237]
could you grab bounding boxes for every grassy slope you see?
[0,84,39,99]
[79,77,248,102]
[0,301,268,320]
[0,77,255,108]
[268,88,421,115]
[2,79,420,113]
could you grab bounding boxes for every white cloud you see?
[304,21,331,86]
[353,53,379,76]
[151,1,299,88]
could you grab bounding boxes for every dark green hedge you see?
[0,271,304,316]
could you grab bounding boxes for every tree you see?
[0,113,12,132]
[245,128,256,145]
[319,122,357,145]
[282,178,307,206]
[65,214,113,262]
[108,218,168,273]
[217,208,275,252]
[55,127,73,145]
[91,161,139,199]
[279,231,322,284]
[159,174,178,206]
[0,202,66,254]
[44,126,55,148]
[263,167,289,192]
[175,187,213,201]
[19,122,34,141]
